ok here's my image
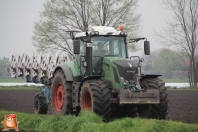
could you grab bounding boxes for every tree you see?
[0,59,8,77]
[32,0,141,55]
[152,48,180,78]
[176,50,191,81]
[141,50,159,72]
[157,0,198,86]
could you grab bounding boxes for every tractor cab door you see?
[75,40,86,76]
[92,40,109,75]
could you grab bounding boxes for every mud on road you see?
[0,89,198,123]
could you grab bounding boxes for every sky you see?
[0,0,172,59]
[0,0,44,59]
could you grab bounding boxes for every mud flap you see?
[119,89,160,105]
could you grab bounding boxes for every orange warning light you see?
[119,25,124,31]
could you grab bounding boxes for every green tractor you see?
[34,26,168,120]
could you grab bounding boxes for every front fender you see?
[140,74,161,80]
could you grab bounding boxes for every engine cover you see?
[113,60,138,82]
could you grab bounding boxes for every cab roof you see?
[75,26,122,38]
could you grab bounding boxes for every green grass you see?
[0,85,41,90]
[0,78,25,83]
[0,110,197,132]
[163,79,188,83]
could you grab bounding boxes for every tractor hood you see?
[113,60,138,82]
[102,57,138,86]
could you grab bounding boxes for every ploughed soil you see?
[0,89,198,124]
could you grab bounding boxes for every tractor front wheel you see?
[139,78,169,119]
[80,79,111,121]
[51,69,73,115]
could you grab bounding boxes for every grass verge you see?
[0,110,197,132]
[0,85,41,90]
[0,78,25,83]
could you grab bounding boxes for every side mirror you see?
[73,40,80,54]
[144,41,150,55]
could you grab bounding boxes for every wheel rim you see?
[55,84,64,112]
[83,92,92,110]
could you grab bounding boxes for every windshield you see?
[91,36,127,75]
[91,36,127,58]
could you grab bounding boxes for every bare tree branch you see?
[157,0,198,86]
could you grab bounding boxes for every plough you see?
[8,51,71,84]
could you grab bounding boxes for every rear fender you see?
[53,63,73,81]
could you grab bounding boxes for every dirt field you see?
[0,89,198,123]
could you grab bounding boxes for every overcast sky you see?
[0,0,172,59]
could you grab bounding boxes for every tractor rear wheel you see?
[80,79,111,121]
[139,78,169,119]
[33,94,48,114]
[51,69,73,115]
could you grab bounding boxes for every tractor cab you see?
[75,35,128,75]
[73,26,150,81]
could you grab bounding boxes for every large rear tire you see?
[51,69,73,115]
[139,78,169,119]
[80,79,111,121]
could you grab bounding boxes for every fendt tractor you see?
[33,26,169,120]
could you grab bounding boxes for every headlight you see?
[95,31,99,35]
[120,31,125,35]
[90,31,99,35]
[120,77,129,85]
[119,31,127,36]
